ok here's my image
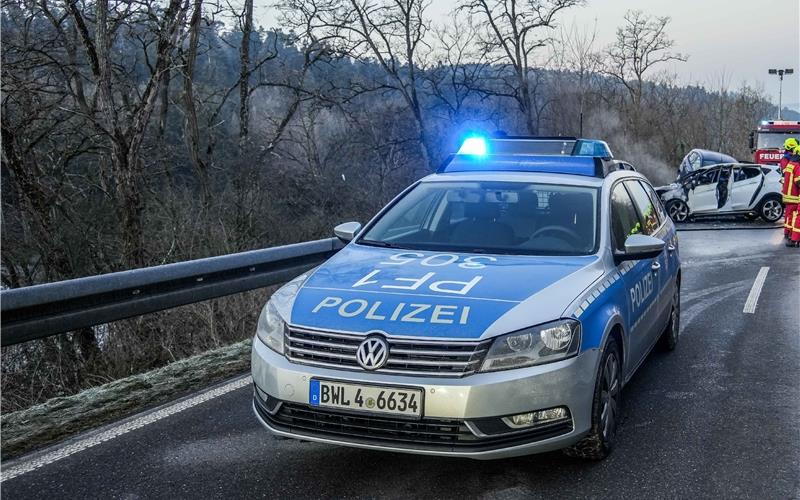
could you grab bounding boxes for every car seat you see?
[451,201,515,247]
[547,193,594,250]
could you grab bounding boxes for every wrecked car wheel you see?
[665,199,690,223]
[757,196,783,223]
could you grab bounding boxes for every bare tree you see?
[182,0,213,201]
[279,0,436,168]
[238,0,254,148]
[461,0,581,134]
[424,14,489,124]
[555,20,601,135]
[603,10,686,125]
[66,0,188,267]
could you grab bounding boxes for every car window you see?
[610,183,642,251]
[757,133,797,150]
[734,167,762,182]
[744,167,761,179]
[639,181,667,224]
[718,167,731,183]
[376,187,440,238]
[360,181,599,256]
[625,181,661,235]
[688,152,701,171]
[694,168,719,186]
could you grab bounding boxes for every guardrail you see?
[1,238,344,347]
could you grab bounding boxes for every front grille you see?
[256,398,574,452]
[285,326,490,377]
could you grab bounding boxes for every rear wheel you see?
[563,338,622,460]
[659,284,680,351]
[665,199,690,222]
[758,196,783,222]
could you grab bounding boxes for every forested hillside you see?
[1,0,774,410]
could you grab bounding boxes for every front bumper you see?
[251,338,600,459]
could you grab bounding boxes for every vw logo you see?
[356,336,389,370]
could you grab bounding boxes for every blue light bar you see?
[441,154,603,177]
[457,137,488,156]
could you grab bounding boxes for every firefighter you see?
[787,145,800,247]
[780,137,798,171]
[782,138,800,239]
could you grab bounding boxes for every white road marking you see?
[0,376,252,482]
[743,267,770,314]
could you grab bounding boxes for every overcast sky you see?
[256,0,800,111]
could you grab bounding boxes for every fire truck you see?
[749,120,800,165]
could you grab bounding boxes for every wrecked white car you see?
[655,163,783,223]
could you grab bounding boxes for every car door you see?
[610,182,660,368]
[638,180,676,330]
[687,167,720,213]
[730,166,765,210]
[624,180,670,348]
[715,166,734,211]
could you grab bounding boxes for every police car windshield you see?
[360,181,599,256]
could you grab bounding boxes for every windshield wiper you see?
[358,239,406,249]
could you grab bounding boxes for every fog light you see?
[510,413,535,427]
[504,406,569,429]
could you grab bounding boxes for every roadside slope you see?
[1,340,251,459]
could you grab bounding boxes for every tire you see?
[563,338,622,460]
[757,196,783,223]
[658,283,680,351]
[665,199,690,223]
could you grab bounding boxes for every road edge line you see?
[0,375,252,482]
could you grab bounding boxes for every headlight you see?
[254,271,311,353]
[256,300,285,354]
[480,319,581,372]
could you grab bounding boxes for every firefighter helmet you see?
[785,137,799,150]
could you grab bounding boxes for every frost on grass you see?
[1,339,252,460]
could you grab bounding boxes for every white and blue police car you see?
[251,135,681,460]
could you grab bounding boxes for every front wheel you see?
[563,339,622,460]
[665,199,690,223]
[758,196,783,222]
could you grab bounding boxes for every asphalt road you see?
[3,227,799,499]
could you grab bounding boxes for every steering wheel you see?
[529,225,583,244]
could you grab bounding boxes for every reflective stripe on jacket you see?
[783,161,800,203]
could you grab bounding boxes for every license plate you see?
[309,379,422,417]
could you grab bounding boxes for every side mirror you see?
[616,234,665,262]
[748,131,755,151]
[334,221,362,242]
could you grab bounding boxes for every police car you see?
[251,136,681,460]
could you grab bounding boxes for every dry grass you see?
[1,339,252,460]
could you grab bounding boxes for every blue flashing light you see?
[458,137,488,156]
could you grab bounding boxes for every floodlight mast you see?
[768,68,795,119]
